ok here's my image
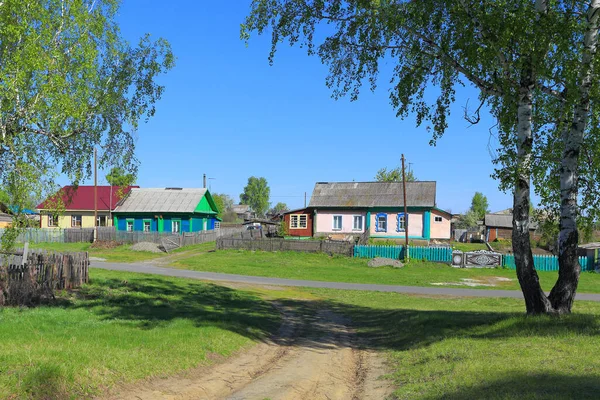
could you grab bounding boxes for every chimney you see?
[203,173,206,188]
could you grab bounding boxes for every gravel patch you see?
[368,257,404,268]
[130,242,165,253]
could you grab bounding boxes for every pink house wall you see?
[370,211,424,237]
[315,211,366,234]
[430,209,451,239]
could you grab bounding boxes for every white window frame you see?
[434,216,443,223]
[97,215,107,227]
[126,220,134,232]
[172,220,181,233]
[71,215,82,228]
[352,215,363,231]
[397,213,406,232]
[376,215,387,232]
[143,220,151,232]
[215,221,221,229]
[48,214,58,227]
[289,214,308,230]
[332,215,343,231]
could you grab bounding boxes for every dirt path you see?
[104,303,393,400]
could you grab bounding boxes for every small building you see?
[36,186,136,228]
[112,188,220,233]
[484,213,537,241]
[283,208,314,237]
[305,181,452,241]
[231,204,254,221]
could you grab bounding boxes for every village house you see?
[484,213,538,241]
[283,181,452,241]
[112,188,220,233]
[37,186,136,228]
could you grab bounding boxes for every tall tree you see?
[270,202,289,214]
[105,167,136,187]
[0,0,174,247]
[375,167,416,182]
[470,192,489,221]
[240,177,270,217]
[243,0,600,314]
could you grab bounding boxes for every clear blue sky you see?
[83,0,515,214]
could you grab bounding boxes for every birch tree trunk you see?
[548,1,600,313]
[514,66,553,314]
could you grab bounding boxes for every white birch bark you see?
[550,1,600,312]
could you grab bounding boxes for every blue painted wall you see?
[114,214,217,232]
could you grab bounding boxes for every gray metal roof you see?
[0,213,12,223]
[114,188,208,213]
[484,213,538,229]
[308,181,436,208]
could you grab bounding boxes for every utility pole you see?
[402,154,409,261]
[94,148,98,242]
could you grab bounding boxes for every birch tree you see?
[243,0,600,314]
[0,0,174,237]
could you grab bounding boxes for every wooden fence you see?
[1,249,89,290]
[503,254,591,272]
[0,226,246,245]
[217,237,355,256]
[353,245,453,263]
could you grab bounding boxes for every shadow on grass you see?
[425,373,600,400]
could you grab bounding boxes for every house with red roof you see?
[36,186,137,229]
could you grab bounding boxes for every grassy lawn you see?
[27,241,216,263]
[297,288,600,400]
[451,242,489,252]
[0,268,279,399]
[172,249,600,293]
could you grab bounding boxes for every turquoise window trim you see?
[126,218,134,232]
[396,213,407,232]
[142,219,152,232]
[375,213,387,232]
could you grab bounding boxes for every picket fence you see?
[354,245,453,263]
[503,254,592,272]
[353,245,595,271]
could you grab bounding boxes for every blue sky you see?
[83,0,514,214]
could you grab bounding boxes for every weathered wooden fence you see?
[217,237,355,256]
[0,226,245,245]
[353,245,453,263]
[1,249,89,291]
[503,254,591,272]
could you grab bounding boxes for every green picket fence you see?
[502,254,591,271]
[353,245,452,263]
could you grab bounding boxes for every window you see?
[375,213,387,232]
[353,216,363,231]
[48,214,58,227]
[143,220,151,232]
[126,220,134,232]
[97,215,107,227]
[333,215,343,231]
[172,220,181,233]
[215,221,221,229]
[71,215,82,227]
[397,213,407,232]
[289,214,308,229]
[434,216,443,223]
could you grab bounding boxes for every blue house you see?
[112,188,220,233]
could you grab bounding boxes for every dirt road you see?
[106,303,393,400]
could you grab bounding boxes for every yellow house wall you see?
[0,221,11,228]
[40,211,113,228]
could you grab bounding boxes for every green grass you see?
[172,249,600,294]
[295,288,600,400]
[0,269,279,399]
[28,241,217,263]
[451,242,489,252]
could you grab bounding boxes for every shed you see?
[484,213,537,241]
[283,208,314,237]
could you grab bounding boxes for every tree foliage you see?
[470,192,489,221]
[455,209,478,229]
[240,177,270,217]
[105,167,136,187]
[375,167,416,182]
[0,0,174,247]
[270,202,289,214]
[243,0,600,314]
[212,193,234,219]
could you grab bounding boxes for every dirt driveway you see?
[104,301,393,400]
